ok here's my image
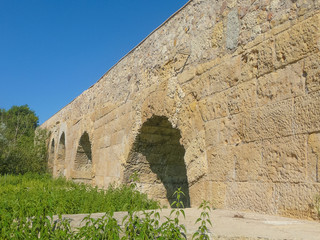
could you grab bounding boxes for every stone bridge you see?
[41,0,320,218]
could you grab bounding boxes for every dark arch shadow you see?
[125,116,190,207]
[74,131,92,171]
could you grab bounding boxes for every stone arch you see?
[48,139,55,173]
[125,115,190,207]
[56,132,66,176]
[74,131,92,172]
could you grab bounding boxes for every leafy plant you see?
[159,187,187,239]
[0,174,159,239]
[192,200,213,240]
[76,213,120,239]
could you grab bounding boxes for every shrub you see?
[0,105,48,175]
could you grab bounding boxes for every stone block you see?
[206,181,227,209]
[201,87,244,121]
[275,13,320,68]
[226,182,275,214]
[240,38,275,80]
[204,120,221,147]
[274,182,320,218]
[188,55,241,100]
[260,135,307,183]
[293,91,320,134]
[189,180,210,207]
[198,96,228,121]
[304,52,320,93]
[307,133,320,182]
[95,149,108,176]
[204,115,245,147]
[140,182,167,200]
[234,142,263,182]
[177,66,196,84]
[226,80,257,115]
[257,61,305,106]
[199,79,256,121]
[207,145,235,181]
[243,99,294,142]
[110,130,125,146]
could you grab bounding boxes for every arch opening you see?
[125,116,190,207]
[74,132,92,172]
[56,132,66,176]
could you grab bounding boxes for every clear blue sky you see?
[0,0,189,124]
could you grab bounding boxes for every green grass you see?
[0,173,160,239]
[0,173,159,217]
[0,174,214,239]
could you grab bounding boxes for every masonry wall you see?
[42,0,320,219]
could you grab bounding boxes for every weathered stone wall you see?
[42,0,320,219]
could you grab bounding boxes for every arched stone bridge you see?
[42,0,320,218]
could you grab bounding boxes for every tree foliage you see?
[0,105,48,175]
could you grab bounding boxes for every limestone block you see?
[140,182,167,199]
[110,130,126,146]
[220,115,245,146]
[187,55,241,100]
[233,142,263,182]
[274,183,320,219]
[206,181,227,209]
[204,120,221,148]
[293,91,320,134]
[226,80,257,115]
[261,135,307,183]
[177,66,196,84]
[198,96,228,121]
[106,159,121,178]
[265,21,291,39]
[240,38,275,80]
[184,135,207,185]
[197,80,255,121]
[95,149,109,176]
[275,13,320,68]
[207,145,235,181]
[204,115,245,147]
[177,99,205,145]
[97,135,111,149]
[243,99,294,142]
[256,38,275,76]
[189,180,210,207]
[307,133,320,182]
[95,103,118,121]
[304,52,320,93]
[257,61,305,106]
[71,170,92,180]
[226,182,275,214]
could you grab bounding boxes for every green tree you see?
[0,105,48,175]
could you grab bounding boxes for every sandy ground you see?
[60,208,320,240]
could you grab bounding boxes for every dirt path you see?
[60,208,320,239]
